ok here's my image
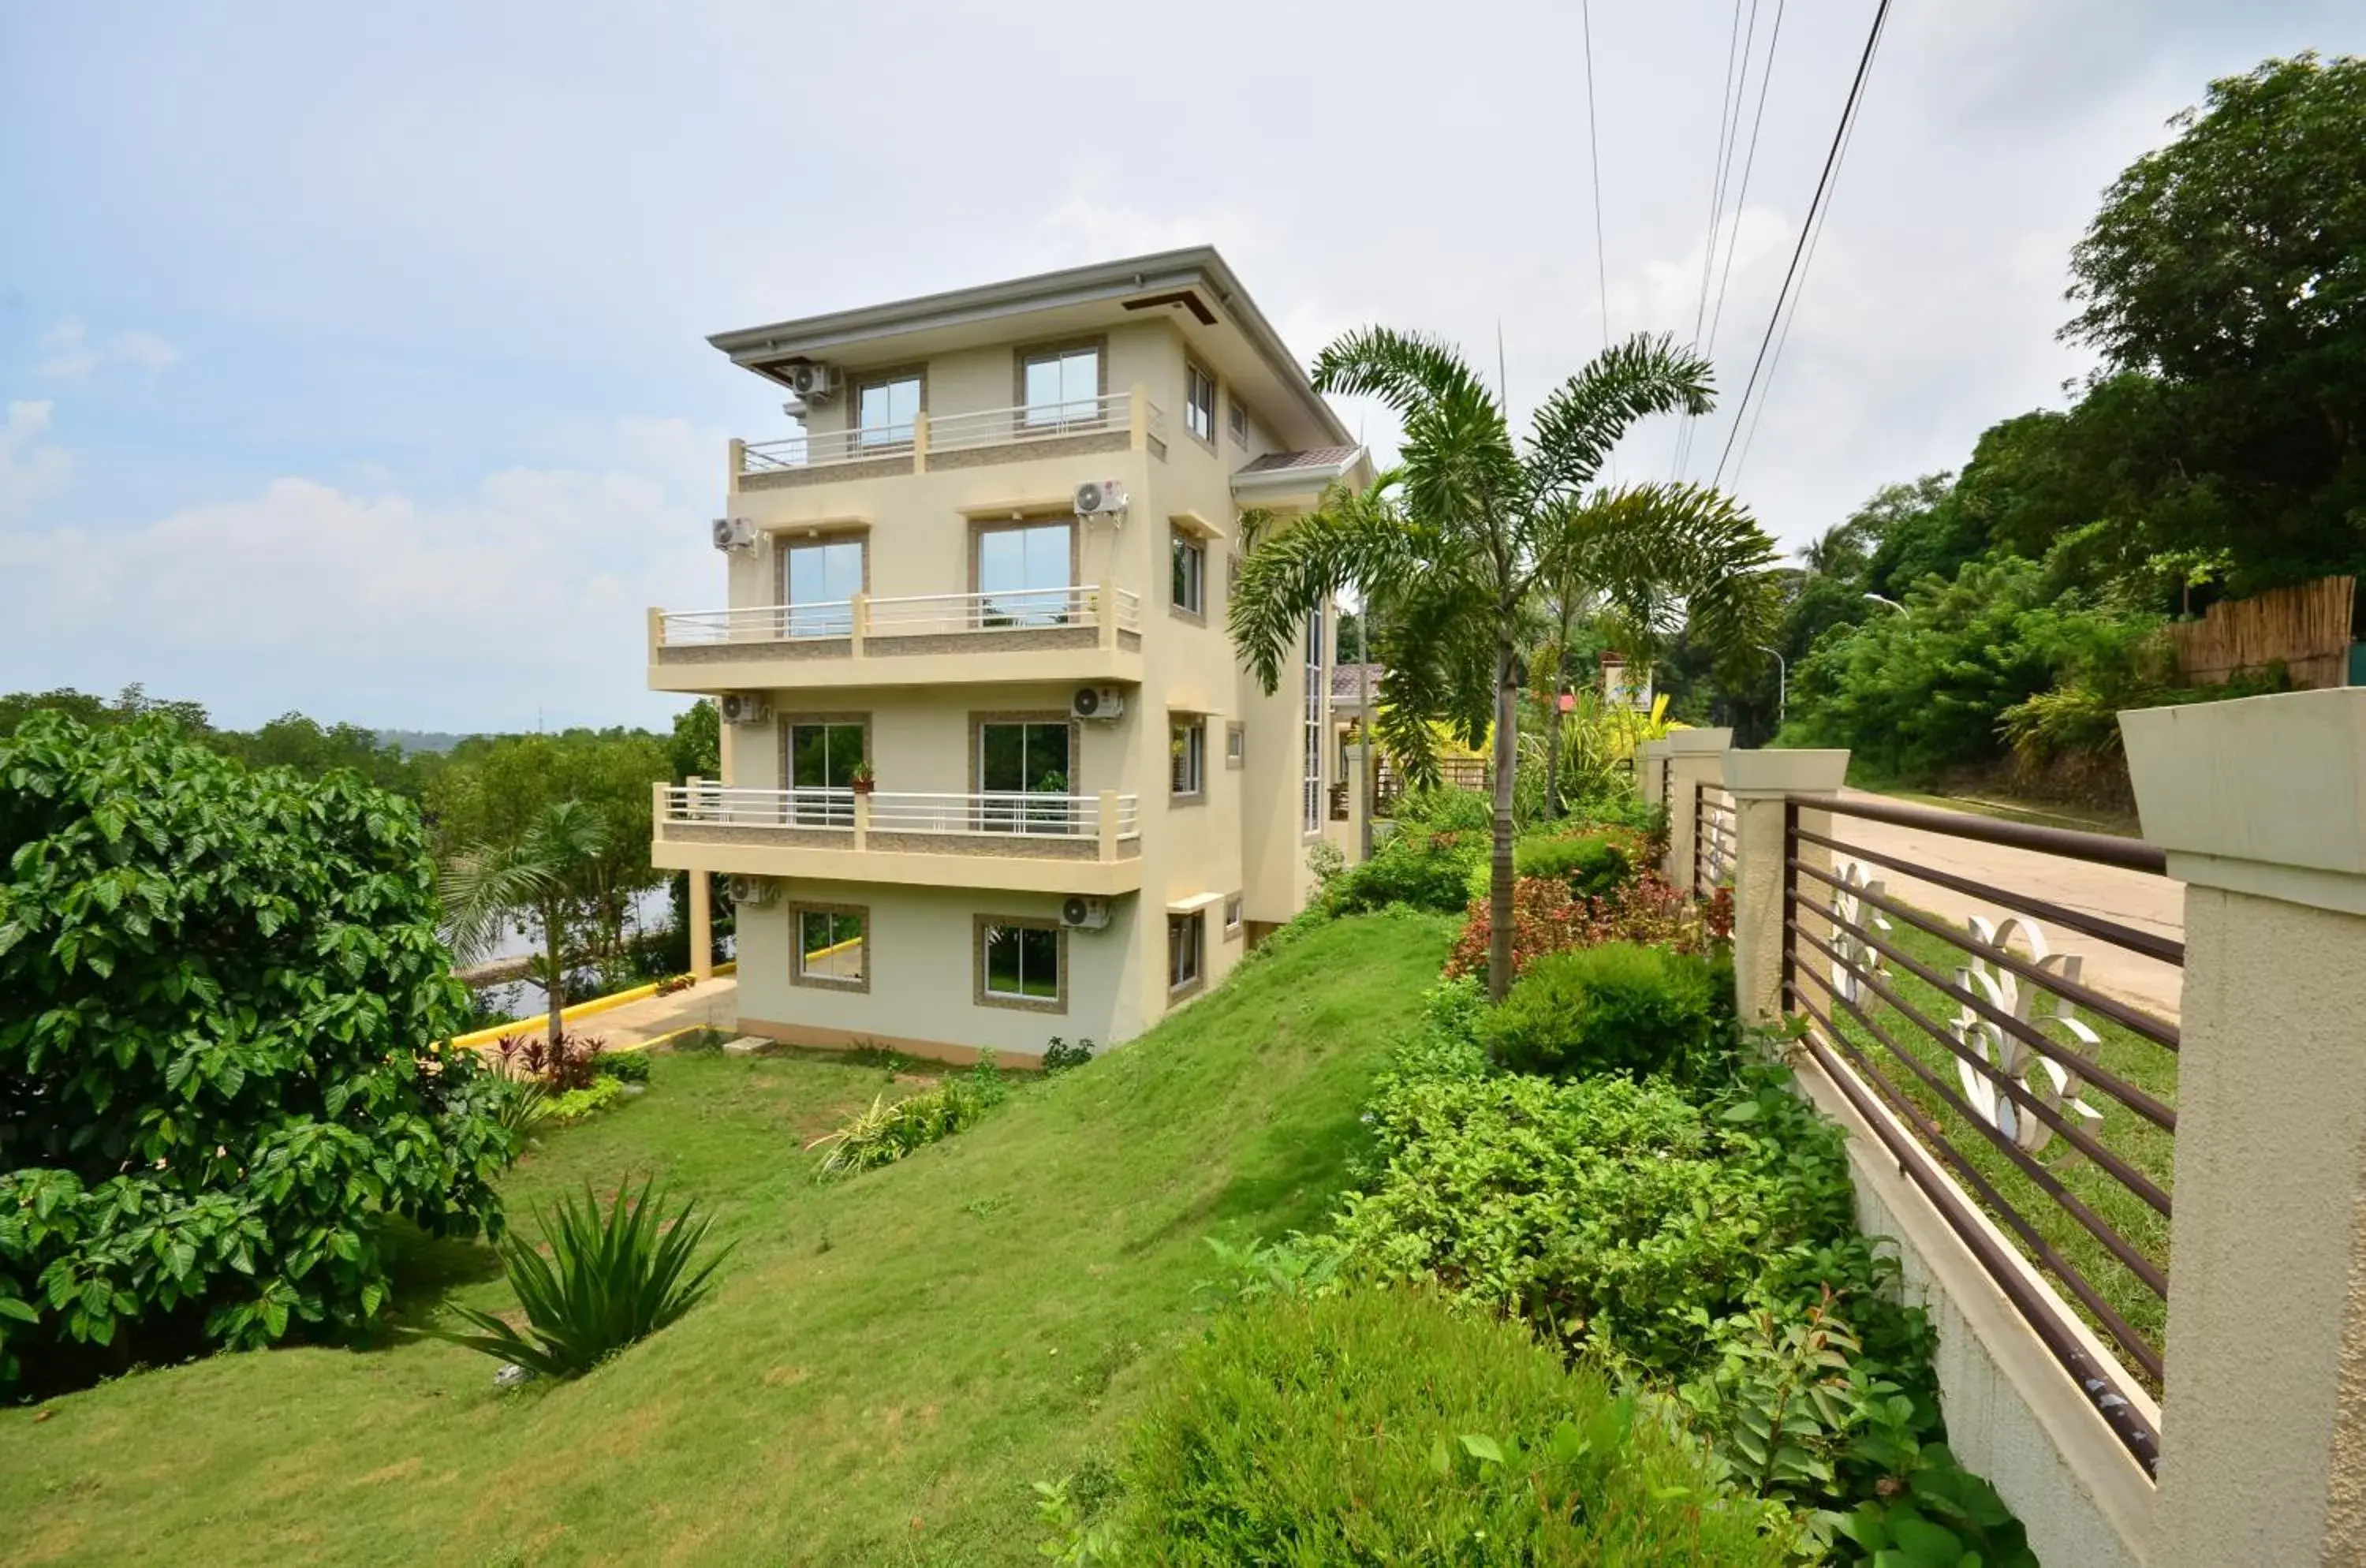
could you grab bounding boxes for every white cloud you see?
[0,418,724,730]
[35,317,181,379]
[0,401,73,518]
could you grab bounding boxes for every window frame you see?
[1223,894,1244,938]
[778,713,871,827]
[1013,336,1109,430]
[1170,526,1206,620]
[1228,394,1249,446]
[849,366,926,451]
[775,529,868,638]
[1225,721,1245,771]
[1183,360,1217,447]
[1170,715,1206,801]
[975,915,1067,1014]
[1167,910,1205,997]
[790,902,870,992]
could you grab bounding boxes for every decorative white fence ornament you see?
[1947,916,2104,1159]
[1830,861,1894,1005]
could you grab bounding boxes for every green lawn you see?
[3,909,1454,1566]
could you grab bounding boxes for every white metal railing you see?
[661,786,1141,842]
[737,391,1161,475]
[657,587,1141,648]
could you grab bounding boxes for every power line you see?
[1700,0,1786,363]
[1730,8,1883,487]
[1675,0,1763,479]
[1711,0,1894,489]
[1580,0,1610,353]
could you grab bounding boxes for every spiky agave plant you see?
[429,1179,731,1377]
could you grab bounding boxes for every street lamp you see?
[1755,644,1787,728]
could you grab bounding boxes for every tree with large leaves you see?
[1230,327,1780,1000]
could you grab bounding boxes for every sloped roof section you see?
[1330,663,1385,702]
[1236,446,1365,474]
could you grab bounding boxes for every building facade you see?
[648,249,1371,1063]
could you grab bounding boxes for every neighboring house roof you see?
[1230,445,1369,497]
[1330,663,1386,704]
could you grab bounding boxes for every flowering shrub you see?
[1444,869,1731,981]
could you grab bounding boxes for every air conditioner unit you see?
[711,517,756,552]
[786,362,838,401]
[1069,686,1124,722]
[718,693,772,726]
[1060,896,1110,931]
[728,875,774,907]
[1073,479,1129,519]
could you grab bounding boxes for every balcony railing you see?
[655,586,1140,650]
[737,390,1164,477]
[658,784,1141,855]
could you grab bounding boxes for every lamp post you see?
[1755,644,1787,729]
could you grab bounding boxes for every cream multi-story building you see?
[647,248,1372,1064]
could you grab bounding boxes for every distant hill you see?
[375,730,477,755]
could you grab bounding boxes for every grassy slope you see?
[4,910,1454,1567]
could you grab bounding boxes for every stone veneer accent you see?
[927,430,1129,471]
[657,638,851,666]
[741,455,911,490]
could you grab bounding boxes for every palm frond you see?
[1309,326,1495,418]
[1524,333,1716,502]
[1227,479,1413,694]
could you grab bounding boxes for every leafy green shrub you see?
[1389,784,1494,835]
[0,714,510,1394]
[1039,1036,1095,1074]
[547,1076,625,1124]
[1325,829,1483,915]
[806,1056,1012,1178]
[1123,1287,1792,1564]
[1483,941,1723,1081]
[489,1078,552,1145]
[1512,830,1636,898]
[429,1180,730,1378]
[599,1050,652,1085]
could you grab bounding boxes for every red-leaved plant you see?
[489,1031,608,1092]
[1444,871,1732,982]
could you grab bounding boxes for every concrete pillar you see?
[1096,790,1118,862]
[849,592,868,659]
[1345,747,1371,865]
[727,438,745,495]
[1637,737,1670,811]
[718,717,737,787]
[1129,383,1149,450]
[1720,749,1849,1022]
[688,864,713,983]
[912,409,930,474]
[1660,728,1733,887]
[2121,689,2366,1566]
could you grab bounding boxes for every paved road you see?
[586,976,741,1051]
[1823,789,2185,1023]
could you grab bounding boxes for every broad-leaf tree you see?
[439,798,610,1047]
[1230,327,1780,1000]
[0,714,510,1394]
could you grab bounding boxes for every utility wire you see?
[1711,0,1894,489]
[1729,7,1883,487]
[1580,0,1610,353]
[1700,0,1786,362]
[1676,0,1763,478]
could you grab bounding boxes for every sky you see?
[2,1,2356,734]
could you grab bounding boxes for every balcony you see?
[651,784,1144,895]
[733,390,1166,490]
[647,585,1144,693]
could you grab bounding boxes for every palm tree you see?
[439,799,609,1047]
[1230,328,1778,1002]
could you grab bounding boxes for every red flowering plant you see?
[1445,868,1730,981]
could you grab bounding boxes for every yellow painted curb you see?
[444,960,737,1051]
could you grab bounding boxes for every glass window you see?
[1229,397,1249,445]
[983,922,1061,1002]
[782,538,862,637]
[1168,912,1203,991]
[976,521,1073,626]
[980,721,1073,834]
[1223,894,1243,932]
[854,375,920,449]
[796,908,866,986]
[1185,364,1215,442]
[1170,529,1204,615]
[1171,718,1204,797]
[1226,722,1244,766]
[788,722,864,826]
[1021,346,1101,427]
[1303,613,1324,832]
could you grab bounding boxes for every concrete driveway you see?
[1822,789,2185,1023]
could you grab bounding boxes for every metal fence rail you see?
[1695,781,1736,896]
[1778,792,2178,1477]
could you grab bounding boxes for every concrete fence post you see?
[2121,689,2366,1566]
[1721,749,1849,1023]
[1660,729,1733,887]
[1636,737,1670,811]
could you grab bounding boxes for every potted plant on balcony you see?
[848,760,875,797]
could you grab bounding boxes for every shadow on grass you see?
[371,1217,505,1346]
[1118,1095,1379,1258]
